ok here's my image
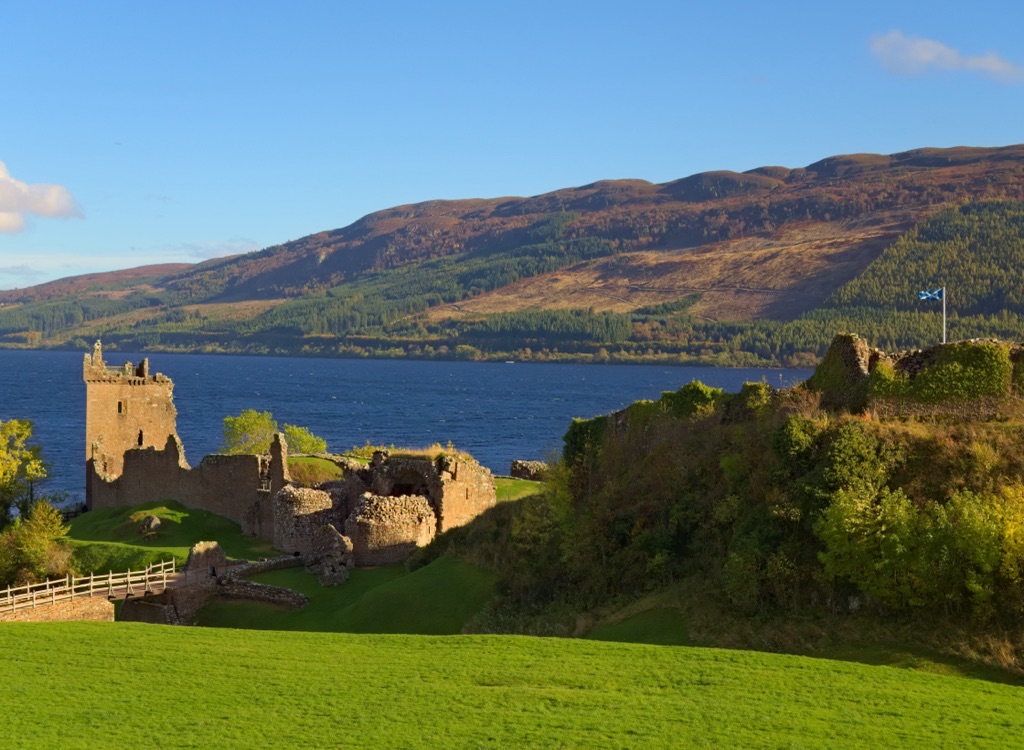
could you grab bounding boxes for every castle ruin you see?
[84,342,497,564]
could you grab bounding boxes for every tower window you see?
[117,401,127,414]
[138,430,144,446]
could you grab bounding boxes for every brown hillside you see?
[428,211,913,322]
[6,144,1024,320]
[0,263,192,304]
[160,143,1024,304]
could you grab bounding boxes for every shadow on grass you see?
[196,556,498,635]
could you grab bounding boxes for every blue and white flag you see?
[918,288,944,301]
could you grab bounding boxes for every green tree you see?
[221,410,278,455]
[221,410,328,455]
[283,424,328,454]
[0,500,73,586]
[0,419,47,530]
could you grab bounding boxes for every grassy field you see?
[197,556,498,634]
[494,476,543,503]
[2,622,1022,749]
[67,501,277,572]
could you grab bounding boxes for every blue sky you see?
[2,0,1022,289]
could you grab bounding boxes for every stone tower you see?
[83,340,180,484]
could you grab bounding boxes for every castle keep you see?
[84,342,497,563]
[84,340,178,483]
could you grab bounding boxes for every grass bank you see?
[67,501,277,572]
[2,622,1022,749]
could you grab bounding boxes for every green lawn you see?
[2,622,1022,749]
[67,500,278,572]
[494,476,543,503]
[197,555,498,634]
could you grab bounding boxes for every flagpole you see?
[942,286,947,344]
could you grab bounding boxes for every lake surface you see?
[0,349,812,505]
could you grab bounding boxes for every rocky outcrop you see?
[344,493,436,566]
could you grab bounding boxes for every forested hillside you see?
[3,145,1024,364]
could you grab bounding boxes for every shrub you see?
[659,381,723,418]
[910,342,1013,402]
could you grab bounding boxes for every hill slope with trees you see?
[4,144,1024,363]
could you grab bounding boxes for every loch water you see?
[0,349,812,505]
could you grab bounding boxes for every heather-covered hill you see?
[3,144,1024,363]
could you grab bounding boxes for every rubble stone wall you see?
[273,486,343,556]
[345,494,436,566]
[510,460,548,481]
[0,597,114,623]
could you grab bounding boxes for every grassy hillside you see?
[67,500,277,572]
[4,145,1024,365]
[1,622,1021,749]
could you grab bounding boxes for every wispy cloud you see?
[0,264,47,288]
[870,31,1024,84]
[0,161,82,233]
[129,237,261,261]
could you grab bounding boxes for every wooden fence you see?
[0,559,177,613]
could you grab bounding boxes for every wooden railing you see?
[0,559,177,613]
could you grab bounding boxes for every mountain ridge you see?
[3,143,1024,363]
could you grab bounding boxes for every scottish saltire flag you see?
[918,288,944,301]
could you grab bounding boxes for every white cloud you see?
[869,30,1024,83]
[0,161,82,233]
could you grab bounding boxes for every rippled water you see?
[0,349,811,504]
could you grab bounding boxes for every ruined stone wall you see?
[120,594,179,625]
[186,454,273,538]
[84,341,180,481]
[218,580,308,609]
[870,396,1006,420]
[345,494,436,566]
[87,437,278,540]
[0,597,114,623]
[273,486,343,556]
[432,455,497,531]
[168,586,218,625]
[370,454,496,534]
[510,460,548,481]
